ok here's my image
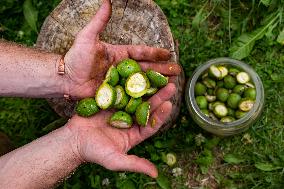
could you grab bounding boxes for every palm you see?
[64,41,110,98]
[67,83,176,177]
[63,0,177,99]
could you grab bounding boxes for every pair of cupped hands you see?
[63,0,181,178]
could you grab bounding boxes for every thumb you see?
[108,154,158,178]
[78,0,112,40]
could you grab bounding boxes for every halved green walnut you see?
[95,83,116,110]
[125,97,142,114]
[235,110,247,119]
[146,69,169,88]
[145,87,158,96]
[76,98,99,117]
[202,77,216,88]
[220,116,236,123]
[213,104,228,118]
[165,153,177,166]
[209,101,224,111]
[117,59,141,78]
[239,98,254,112]
[114,85,130,109]
[135,101,150,126]
[205,94,216,102]
[218,66,228,78]
[209,65,222,79]
[236,72,250,84]
[109,111,133,128]
[105,65,119,86]
[125,72,150,98]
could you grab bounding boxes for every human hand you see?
[63,0,180,98]
[65,83,176,178]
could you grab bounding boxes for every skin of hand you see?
[64,0,181,178]
[64,0,181,98]
[66,83,177,178]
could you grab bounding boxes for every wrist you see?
[55,55,72,98]
[61,123,85,165]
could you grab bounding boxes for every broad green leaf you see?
[23,0,38,32]
[224,154,245,164]
[255,162,282,171]
[229,14,279,60]
[156,173,171,189]
[277,29,284,45]
[260,0,271,6]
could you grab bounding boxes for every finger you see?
[78,0,112,40]
[107,153,158,178]
[121,45,171,61]
[139,62,181,75]
[128,101,172,147]
[169,76,177,83]
[148,83,176,113]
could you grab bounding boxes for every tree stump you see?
[36,0,184,131]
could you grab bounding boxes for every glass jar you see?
[185,58,265,136]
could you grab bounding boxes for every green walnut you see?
[105,65,119,86]
[125,72,150,98]
[146,69,169,88]
[117,59,141,78]
[109,111,133,128]
[135,101,151,126]
[95,83,116,109]
[76,98,99,117]
[114,85,130,109]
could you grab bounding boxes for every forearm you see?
[0,126,82,189]
[0,41,68,98]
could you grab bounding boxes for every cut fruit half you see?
[146,69,168,88]
[239,98,254,112]
[236,72,250,84]
[145,87,158,96]
[135,101,150,126]
[125,72,150,98]
[125,97,142,114]
[213,104,228,118]
[114,85,130,109]
[110,111,133,128]
[95,83,116,110]
[105,65,119,86]
[218,66,228,78]
[209,65,222,79]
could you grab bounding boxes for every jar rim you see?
[186,57,265,129]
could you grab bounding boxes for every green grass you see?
[1,0,284,188]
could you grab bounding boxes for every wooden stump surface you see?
[36,0,185,131]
